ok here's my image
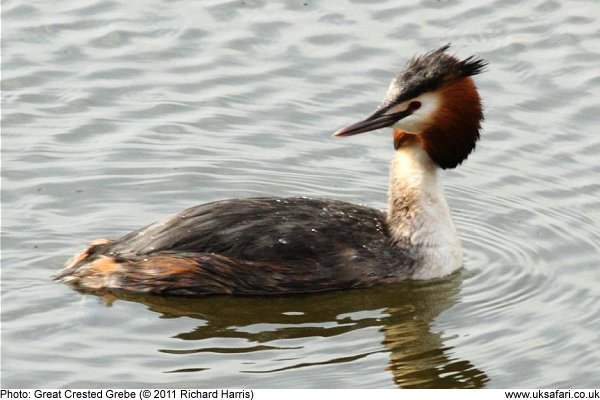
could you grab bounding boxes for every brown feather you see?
[418,77,483,169]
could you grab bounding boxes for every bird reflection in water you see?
[86,272,487,388]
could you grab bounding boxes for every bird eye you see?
[409,101,422,111]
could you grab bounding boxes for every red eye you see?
[409,101,422,111]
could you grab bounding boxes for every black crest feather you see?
[388,44,487,104]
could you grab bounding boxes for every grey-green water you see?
[2,0,599,388]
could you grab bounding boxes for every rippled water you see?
[2,0,599,389]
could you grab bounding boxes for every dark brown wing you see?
[56,197,417,294]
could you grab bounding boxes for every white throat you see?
[387,141,462,279]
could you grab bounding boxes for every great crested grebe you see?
[55,45,486,295]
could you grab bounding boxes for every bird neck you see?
[386,133,462,279]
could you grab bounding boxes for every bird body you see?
[55,45,486,295]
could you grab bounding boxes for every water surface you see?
[2,0,599,388]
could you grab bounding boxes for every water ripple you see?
[2,0,599,389]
